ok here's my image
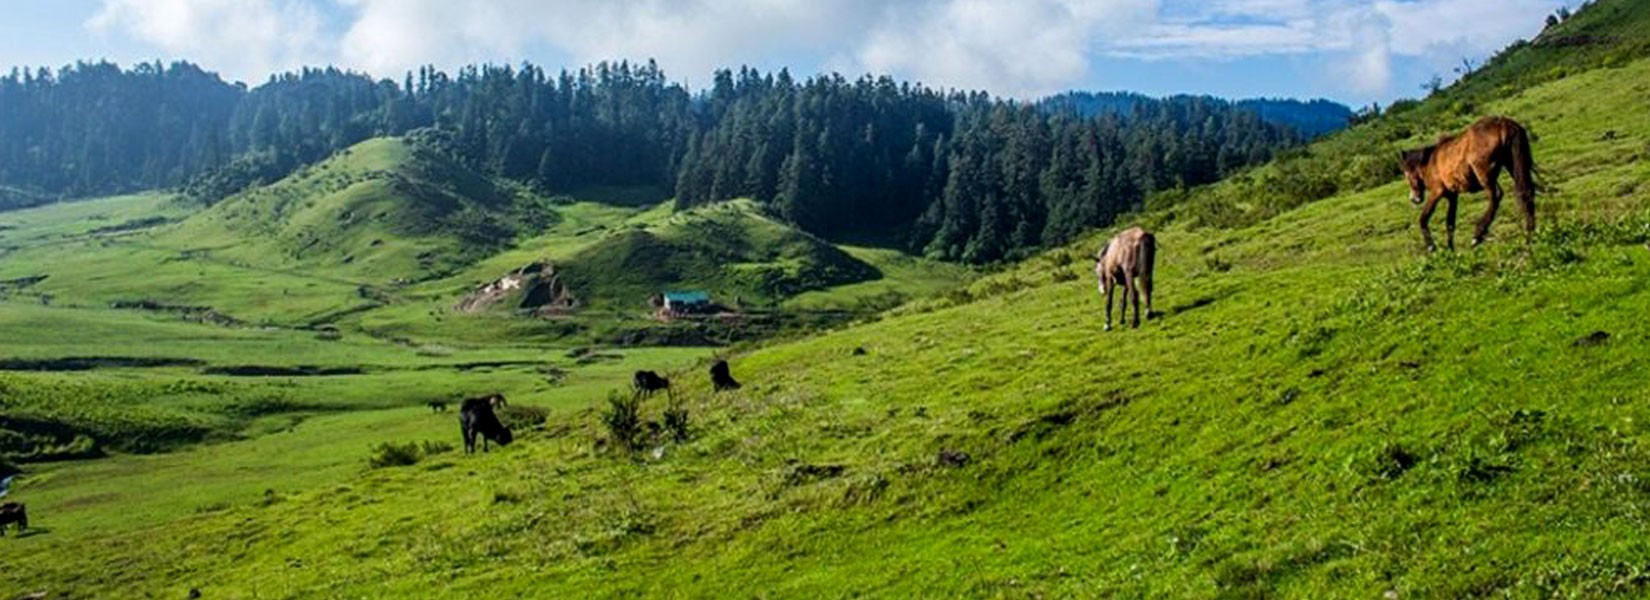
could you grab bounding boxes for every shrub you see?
[601,391,644,453]
[498,405,549,431]
[662,401,690,443]
[368,441,424,469]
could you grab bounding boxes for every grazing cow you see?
[633,370,672,399]
[427,400,448,413]
[458,394,513,454]
[0,502,26,536]
[709,359,741,392]
[1095,227,1157,330]
[1399,116,1539,251]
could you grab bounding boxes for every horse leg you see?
[1444,193,1460,251]
[1474,179,1502,247]
[1124,272,1140,329]
[1514,168,1535,238]
[1103,278,1114,331]
[1141,270,1154,322]
[1418,193,1443,252]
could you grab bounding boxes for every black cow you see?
[633,370,671,399]
[709,359,741,392]
[459,394,513,454]
[0,502,27,536]
[427,400,448,413]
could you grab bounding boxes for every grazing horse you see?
[1095,227,1156,330]
[0,502,26,536]
[633,370,672,400]
[709,359,741,392]
[1399,116,1538,251]
[458,394,513,454]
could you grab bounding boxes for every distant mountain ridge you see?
[1041,91,1353,138]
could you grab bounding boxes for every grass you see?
[3,5,1648,596]
[0,156,966,345]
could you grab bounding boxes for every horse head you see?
[1398,148,1432,205]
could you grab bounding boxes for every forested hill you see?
[1042,92,1353,139]
[1,61,1310,262]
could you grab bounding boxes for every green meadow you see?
[2,4,1650,598]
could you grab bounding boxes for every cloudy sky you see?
[1,0,1580,105]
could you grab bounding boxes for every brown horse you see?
[1399,116,1538,251]
[1095,227,1156,330]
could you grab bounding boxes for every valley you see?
[1,1,1648,596]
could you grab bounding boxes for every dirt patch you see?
[1004,393,1132,443]
[88,216,172,235]
[201,365,365,377]
[0,275,46,289]
[108,299,243,326]
[55,491,124,511]
[0,356,206,371]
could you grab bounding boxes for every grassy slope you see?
[2,162,964,342]
[160,138,525,284]
[5,22,1650,600]
[350,199,968,342]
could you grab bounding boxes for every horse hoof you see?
[1103,324,1112,332]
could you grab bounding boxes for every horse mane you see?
[1401,145,1436,170]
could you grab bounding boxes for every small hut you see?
[661,290,713,317]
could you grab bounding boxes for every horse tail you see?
[1138,231,1157,301]
[1508,123,1538,232]
[1139,231,1157,276]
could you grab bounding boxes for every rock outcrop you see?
[455,261,577,315]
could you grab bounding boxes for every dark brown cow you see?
[459,394,513,454]
[709,359,741,392]
[0,502,27,536]
[1400,116,1539,251]
[633,370,671,399]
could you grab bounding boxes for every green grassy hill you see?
[555,199,880,309]
[0,141,967,337]
[3,3,1647,596]
[159,136,550,285]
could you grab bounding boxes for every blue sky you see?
[1,0,1582,106]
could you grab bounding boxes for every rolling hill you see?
[0,135,967,339]
[3,1,1648,597]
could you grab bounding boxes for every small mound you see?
[159,135,554,283]
[557,201,880,308]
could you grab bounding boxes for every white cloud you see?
[84,0,1578,100]
[87,0,330,83]
[336,0,885,83]
[847,0,1157,98]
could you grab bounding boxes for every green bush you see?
[662,401,691,443]
[368,441,424,469]
[498,405,549,431]
[601,391,644,453]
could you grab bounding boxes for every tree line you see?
[0,60,1326,262]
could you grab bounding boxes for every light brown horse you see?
[1399,116,1538,251]
[1095,227,1156,330]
